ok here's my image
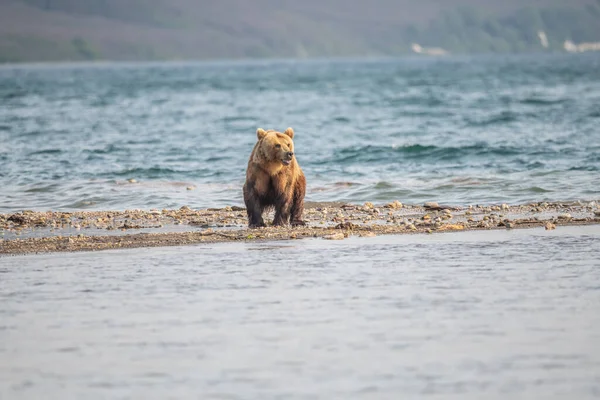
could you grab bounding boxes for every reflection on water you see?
[1,226,600,398]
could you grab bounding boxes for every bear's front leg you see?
[290,175,306,227]
[243,184,265,228]
[248,210,266,228]
[272,197,292,227]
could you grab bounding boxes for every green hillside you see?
[1,0,599,62]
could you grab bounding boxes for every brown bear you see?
[243,127,306,228]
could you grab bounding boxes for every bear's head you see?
[255,127,296,166]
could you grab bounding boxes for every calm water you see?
[1,54,600,212]
[1,226,600,399]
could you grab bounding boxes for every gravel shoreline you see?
[1,200,599,255]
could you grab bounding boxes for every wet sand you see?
[1,200,599,255]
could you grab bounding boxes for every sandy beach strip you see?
[1,200,599,255]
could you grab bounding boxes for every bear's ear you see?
[284,127,294,139]
[256,128,268,140]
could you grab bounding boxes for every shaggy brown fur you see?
[243,127,306,228]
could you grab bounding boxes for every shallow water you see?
[1,53,600,212]
[2,226,600,399]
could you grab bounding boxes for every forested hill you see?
[1,0,599,62]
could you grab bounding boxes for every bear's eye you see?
[275,144,281,148]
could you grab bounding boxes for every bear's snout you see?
[286,151,294,158]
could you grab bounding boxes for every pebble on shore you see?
[323,233,345,240]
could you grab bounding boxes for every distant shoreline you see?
[3,1,599,64]
[2,51,599,67]
[2,201,598,256]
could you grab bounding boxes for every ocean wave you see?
[589,110,600,118]
[519,98,568,106]
[326,143,523,164]
[28,149,64,156]
[24,183,61,193]
[0,90,28,100]
[106,166,235,180]
[568,165,599,172]
[526,186,553,193]
[464,111,519,127]
[111,167,184,178]
[386,96,445,108]
[83,144,122,155]
[333,116,351,123]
